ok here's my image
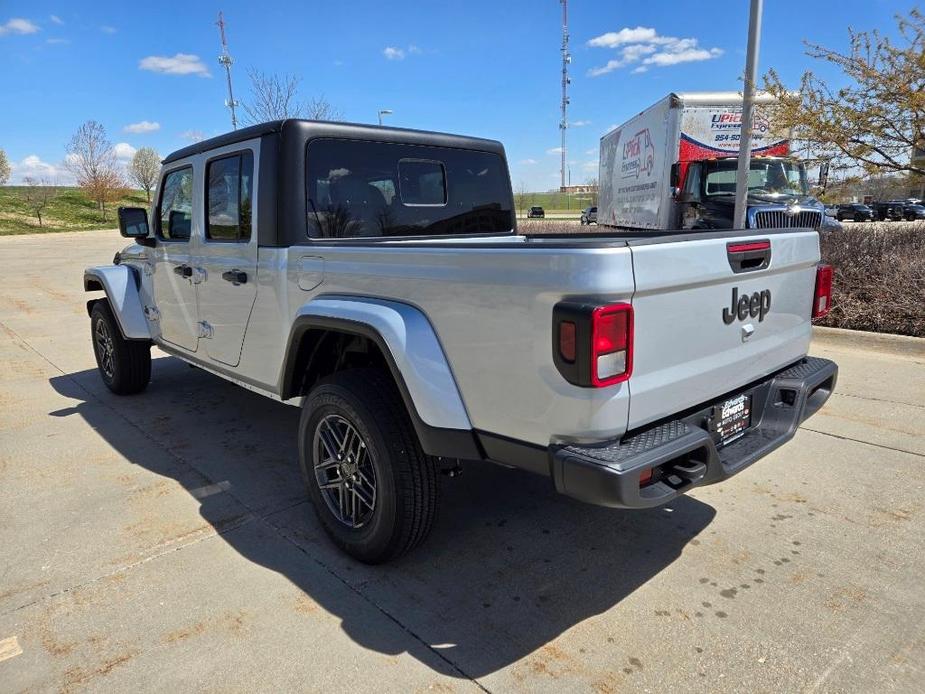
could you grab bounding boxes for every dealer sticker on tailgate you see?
[713,393,752,446]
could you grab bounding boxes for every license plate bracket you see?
[711,393,752,446]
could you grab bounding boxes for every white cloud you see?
[100,25,117,34]
[139,53,211,77]
[582,160,598,170]
[546,147,563,155]
[0,18,40,35]
[180,130,205,142]
[587,27,660,48]
[587,27,722,77]
[519,158,538,165]
[46,37,68,45]
[585,148,597,155]
[407,44,422,55]
[10,154,73,184]
[124,120,160,134]
[50,15,63,25]
[571,120,591,127]
[383,46,405,60]
[113,143,137,160]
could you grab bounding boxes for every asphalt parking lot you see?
[1,230,923,693]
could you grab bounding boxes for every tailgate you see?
[627,230,819,430]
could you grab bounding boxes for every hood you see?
[706,193,822,209]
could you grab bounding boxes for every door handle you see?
[222,269,248,285]
[173,264,192,278]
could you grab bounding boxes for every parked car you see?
[527,206,545,218]
[823,204,838,218]
[870,201,904,221]
[580,206,597,225]
[902,203,925,221]
[86,119,837,563]
[820,215,843,233]
[835,203,874,222]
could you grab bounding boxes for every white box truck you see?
[598,92,824,231]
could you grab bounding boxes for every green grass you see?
[514,191,597,216]
[0,186,148,235]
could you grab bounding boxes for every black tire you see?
[90,301,151,395]
[298,368,438,563]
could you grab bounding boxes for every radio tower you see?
[559,0,570,190]
[216,11,238,130]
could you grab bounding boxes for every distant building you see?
[559,184,598,194]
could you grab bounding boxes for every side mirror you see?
[118,207,150,239]
[669,162,680,188]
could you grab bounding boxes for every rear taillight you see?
[553,301,633,387]
[591,304,633,386]
[812,263,833,319]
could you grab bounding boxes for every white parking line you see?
[190,480,232,499]
[0,636,22,662]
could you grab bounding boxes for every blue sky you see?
[0,0,916,190]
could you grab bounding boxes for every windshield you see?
[702,159,808,198]
[306,139,514,238]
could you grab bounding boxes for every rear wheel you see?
[90,301,151,395]
[299,368,438,563]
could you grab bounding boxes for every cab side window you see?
[158,167,194,240]
[206,151,254,242]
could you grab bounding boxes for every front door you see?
[152,165,199,352]
[194,148,258,367]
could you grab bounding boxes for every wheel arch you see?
[84,265,151,341]
[280,297,480,460]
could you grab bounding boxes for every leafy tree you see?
[65,121,124,221]
[22,177,56,226]
[129,147,161,202]
[241,69,343,124]
[764,9,925,176]
[0,148,10,185]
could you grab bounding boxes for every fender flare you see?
[84,266,152,341]
[280,296,480,460]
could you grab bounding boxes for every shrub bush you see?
[818,223,924,337]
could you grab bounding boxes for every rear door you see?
[194,144,258,367]
[627,231,819,430]
[152,165,199,352]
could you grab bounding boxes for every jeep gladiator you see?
[85,120,838,563]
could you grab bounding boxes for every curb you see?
[812,326,925,358]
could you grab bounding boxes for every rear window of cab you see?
[305,139,514,239]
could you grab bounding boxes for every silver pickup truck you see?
[85,120,838,562]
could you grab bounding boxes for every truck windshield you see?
[306,139,515,238]
[702,159,808,198]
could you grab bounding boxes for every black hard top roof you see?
[162,119,506,164]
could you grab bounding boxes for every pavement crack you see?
[831,391,925,411]
[801,426,924,459]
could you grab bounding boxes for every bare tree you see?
[0,148,10,186]
[65,120,124,220]
[129,147,161,202]
[764,9,925,177]
[515,180,530,216]
[241,69,343,124]
[22,177,56,227]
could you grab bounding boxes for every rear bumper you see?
[550,357,838,509]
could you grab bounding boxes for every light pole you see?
[378,109,393,126]
[733,0,764,229]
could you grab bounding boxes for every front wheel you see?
[90,301,151,395]
[299,369,438,563]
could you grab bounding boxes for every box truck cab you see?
[599,92,824,232]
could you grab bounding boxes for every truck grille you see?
[752,209,822,230]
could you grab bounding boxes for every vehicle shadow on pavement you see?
[49,356,716,680]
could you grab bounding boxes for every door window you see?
[157,167,194,240]
[206,151,254,242]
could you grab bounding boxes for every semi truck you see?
[599,92,825,232]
